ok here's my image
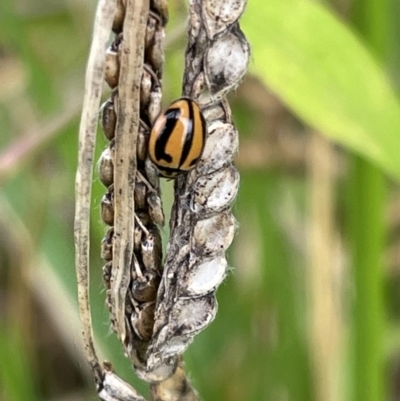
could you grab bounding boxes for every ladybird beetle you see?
[148,98,207,178]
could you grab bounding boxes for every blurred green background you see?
[1,0,400,400]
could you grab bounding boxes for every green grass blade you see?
[241,0,400,181]
[347,159,386,401]
[347,0,388,400]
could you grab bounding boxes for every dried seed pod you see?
[101,228,114,261]
[105,289,113,316]
[134,225,143,252]
[149,295,217,363]
[132,271,160,302]
[190,166,240,216]
[145,13,157,50]
[124,321,149,369]
[141,232,162,271]
[135,357,178,383]
[183,256,228,296]
[204,28,250,99]
[151,228,162,263]
[124,314,135,345]
[141,237,156,271]
[147,85,162,125]
[103,262,113,289]
[131,302,156,340]
[105,47,120,89]
[195,121,238,176]
[147,192,164,226]
[150,364,198,401]
[126,295,136,315]
[98,367,148,401]
[135,210,152,228]
[131,255,144,282]
[134,181,148,210]
[100,190,114,226]
[91,0,170,387]
[192,211,236,257]
[98,146,114,188]
[151,0,169,25]
[112,0,126,33]
[202,98,231,123]
[100,98,117,141]
[137,122,149,161]
[145,0,249,385]
[202,0,247,39]
[141,68,152,109]
[191,73,208,104]
[148,25,164,72]
[144,158,160,190]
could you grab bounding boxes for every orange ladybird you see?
[148,98,207,178]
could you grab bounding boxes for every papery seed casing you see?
[183,256,228,296]
[101,228,114,261]
[101,190,114,226]
[147,192,164,226]
[195,121,238,176]
[190,166,240,216]
[204,29,249,99]
[134,181,148,210]
[192,211,236,257]
[99,146,114,188]
[100,98,117,141]
[105,48,120,89]
[131,302,156,340]
[202,0,247,39]
[132,271,160,302]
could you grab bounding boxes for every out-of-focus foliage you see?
[0,0,400,401]
[243,0,400,180]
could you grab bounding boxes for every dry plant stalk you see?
[74,0,117,388]
[75,0,152,399]
[76,0,197,399]
[110,0,148,346]
[99,0,189,385]
[75,0,249,399]
[99,0,194,389]
[308,133,342,401]
[147,0,250,374]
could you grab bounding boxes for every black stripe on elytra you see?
[188,109,206,167]
[155,107,181,163]
[179,99,195,167]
